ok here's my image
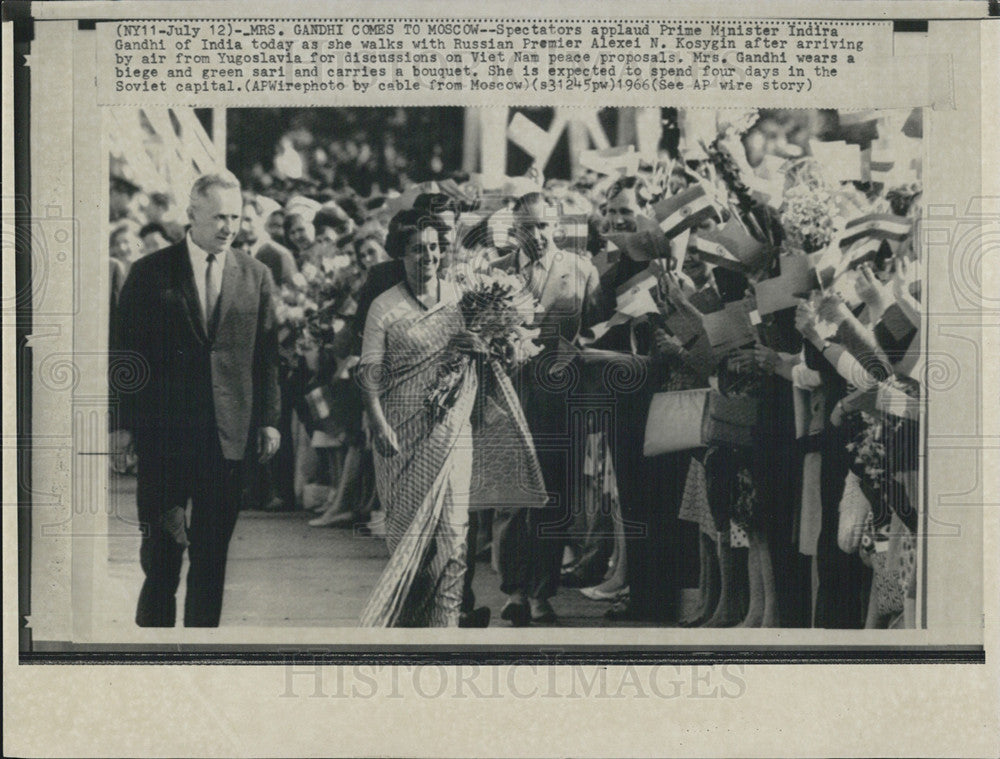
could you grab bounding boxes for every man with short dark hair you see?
[241,197,299,289]
[116,171,281,627]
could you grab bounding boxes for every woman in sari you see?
[356,209,482,627]
[358,208,546,626]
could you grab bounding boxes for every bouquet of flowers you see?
[274,282,318,369]
[299,256,360,357]
[779,181,837,254]
[426,271,542,424]
[273,255,361,372]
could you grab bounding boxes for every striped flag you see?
[650,185,721,240]
[692,218,768,273]
[605,215,673,261]
[839,213,912,248]
[614,266,660,318]
[694,234,744,272]
[834,237,885,279]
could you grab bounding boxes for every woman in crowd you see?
[283,212,316,266]
[587,176,708,624]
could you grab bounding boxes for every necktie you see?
[205,253,219,332]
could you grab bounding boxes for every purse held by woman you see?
[642,388,710,457]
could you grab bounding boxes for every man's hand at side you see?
[162,506,188,547]
[258,426,281,463]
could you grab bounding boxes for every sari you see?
[358,282,545,627]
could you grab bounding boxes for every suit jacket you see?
[116,240,281,460]
[490,248,605,348]
[254,239,298,289]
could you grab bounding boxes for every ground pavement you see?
[101,472,690,628]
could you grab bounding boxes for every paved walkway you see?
[103,473,682,628]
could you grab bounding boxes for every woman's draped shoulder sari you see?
[359,282,545,627]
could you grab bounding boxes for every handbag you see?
[642,388,710,456]
[700,390,759,449]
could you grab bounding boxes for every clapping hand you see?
[829,400,846,427]
[725,348,758,375]
[892,256,917,303]
[817,292,851,327]
[753,344,780,375]
[795,299,821,343]
[854,263,893,318]
[652,328,684,361]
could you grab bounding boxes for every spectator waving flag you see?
[692,217,768,273]
[651,185,722,240]
[614,266,661,319]
[834,237,885,279]
[604,215,673,261]
[839,212,912,248]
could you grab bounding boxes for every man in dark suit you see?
[116,171,281,627]
[241,197,299,290]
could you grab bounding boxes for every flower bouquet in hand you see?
[426,271,542,424]
[780,182,838,254]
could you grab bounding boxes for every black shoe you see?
[500,599,531,627]
[604,601,650,623]
[560,570,599,589]
[458,607,492,628]
[529,598,557,625]
[605,601,674,624]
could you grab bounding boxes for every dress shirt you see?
[187,233,227,326]
[517,246,553,293]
